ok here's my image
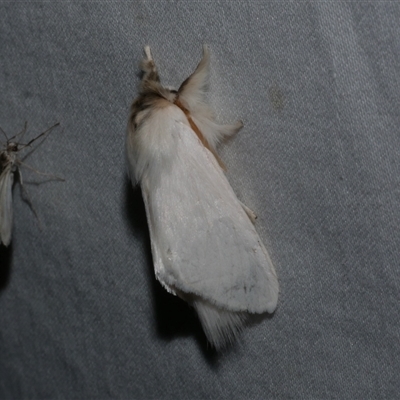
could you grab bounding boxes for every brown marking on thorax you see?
[130,95,172,132]
[174,99,225,170]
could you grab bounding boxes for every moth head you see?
[0,142,18,169]
[7,142,19,153]
[164,88,178,103]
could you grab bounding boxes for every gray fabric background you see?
[1,1,399,399]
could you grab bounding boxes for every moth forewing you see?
[127,46,279,350]
[0,122,61,246]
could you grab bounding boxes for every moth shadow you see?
[124,179,219,363]
[0,243,13,291]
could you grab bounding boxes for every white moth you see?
[0,122,60,246]
[126,46,279,349]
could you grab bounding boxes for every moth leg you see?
[18,161,64,181]
[218,120,243,138]
[239,201,257,224]
[16,168,41,228]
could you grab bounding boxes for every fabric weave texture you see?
[0,2,399,399]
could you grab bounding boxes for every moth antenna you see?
[140,45,160,86]
[178,44,210,97]
[18,121,28,144]
[19,122,60,150]
[18,169,43,230]
[144,45,152,61]
[17,160,64,181]
[0,126,9,143]
[8,121,28,142]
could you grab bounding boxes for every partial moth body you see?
[0,122,60,246]
[127,46,278,350]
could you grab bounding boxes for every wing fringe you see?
[192,298,248,350]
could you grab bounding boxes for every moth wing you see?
[141,118,278,315]
[0,166,14,246]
